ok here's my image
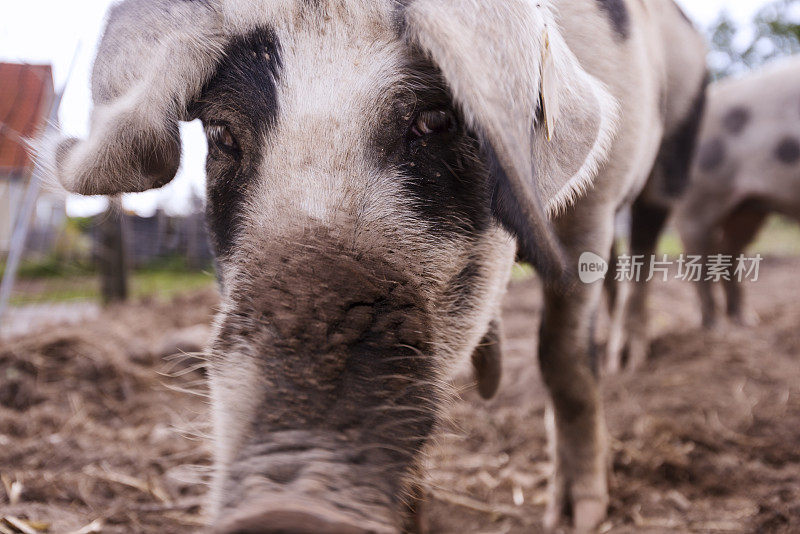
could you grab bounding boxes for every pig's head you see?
[55,0,617,531]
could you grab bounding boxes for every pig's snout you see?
[212,496,392,534]
[209,236,439,533]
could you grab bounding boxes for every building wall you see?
[0,175,66,258]
[0,177,25,255]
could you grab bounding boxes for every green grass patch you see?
[656,231,684,257]
[748,216,800,256]
[511,262,535,281]
[130,269,216,299]
[655,215,800,257]
[9,269,215,306]
[15,255,96,279]
[9,276,97,305]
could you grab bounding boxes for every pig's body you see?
[678,57,800,327]
[527,2,708,523]
[55,0,707,531]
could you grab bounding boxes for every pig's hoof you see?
[730,310,759,328]
[622,336,649,373]
[573,498,608,533]
[701,314,720,331]
[603,346,622,376]
[544,484,607,533]
[606,333,649,375]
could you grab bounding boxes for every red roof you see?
[0,62,55,174]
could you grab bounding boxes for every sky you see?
[0,0,776,216]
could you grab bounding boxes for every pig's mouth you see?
[212,436,414,533]
[212,496,395,534]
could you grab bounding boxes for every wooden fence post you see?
[97,197,129,304]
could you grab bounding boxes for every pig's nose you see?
[212,498,395,534]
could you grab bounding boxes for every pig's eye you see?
[411,109,455,137]
[206,123,239,154]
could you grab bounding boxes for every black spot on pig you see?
[697,137,726,172]
[596,0,630,40]
[775,137,800,164]
[194,27,282,258]
[372,57,492,239]
[722,106,750,136]
[657,74,708,196]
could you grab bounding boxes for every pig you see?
[676,56,800,329]
[53,0,707,531]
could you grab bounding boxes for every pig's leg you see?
[677,191,738,329]
[618,198,670,371]
[604,237,630,375]
[603,239,620,315]
[720,204,766,326]
[541,206,613,532]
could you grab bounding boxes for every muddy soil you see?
[2,259,799,533]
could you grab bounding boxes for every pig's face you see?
[195,9,516,531]
[55,0,619,530]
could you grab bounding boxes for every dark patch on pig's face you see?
[372,58,492,237]
[775,136,800,165]
[596,0,630,40]
[193,28,282,258]
[722,106,750,136]
[697,137,726,172]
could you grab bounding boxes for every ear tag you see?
[540,29,559,141]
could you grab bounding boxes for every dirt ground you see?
[1,258,799,533]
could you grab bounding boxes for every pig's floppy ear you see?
[403,0,618,281]
[55,0,226,195]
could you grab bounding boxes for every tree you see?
[708,0,800,79]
